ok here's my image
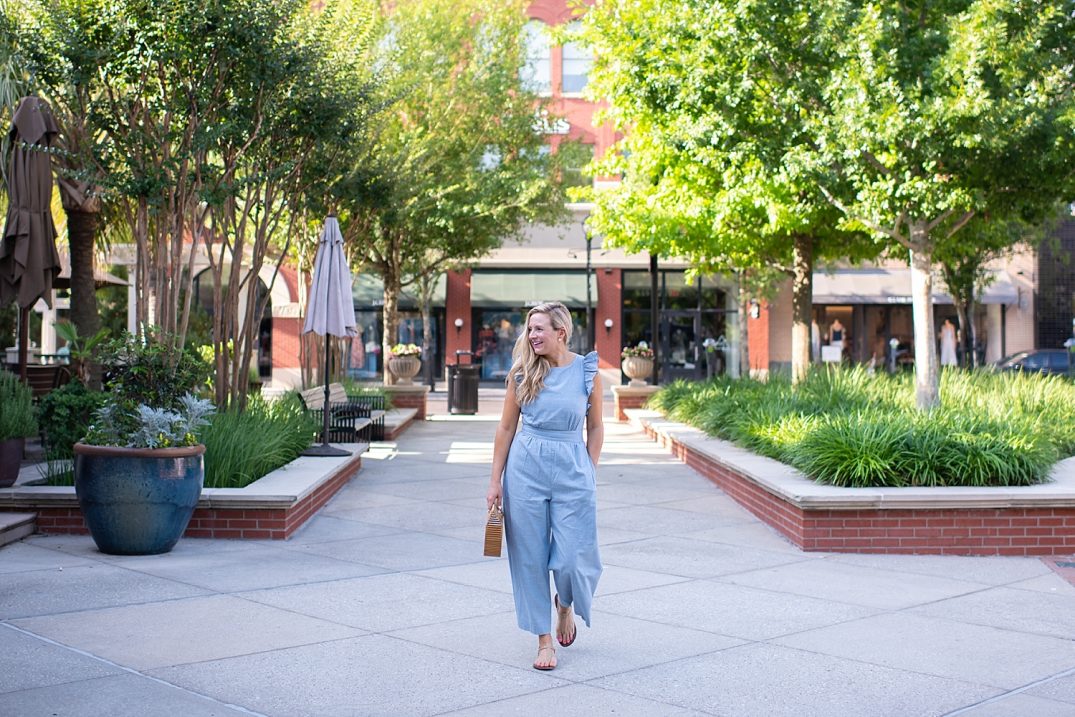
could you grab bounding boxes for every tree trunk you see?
[954,300,969,368]
[382,257,401,386]
[909,226,939,410]
[65,208,102,387]
[790,234,813,385]
[966,295,979,369]
[417,273,437,389]
[66,208,100,339]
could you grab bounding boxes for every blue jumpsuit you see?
[503,351,602,635]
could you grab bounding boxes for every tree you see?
[1,0,112,369]
[334,0,569,380]
[579,0,878,384]
[813,0,1075,407]
[935,214,1038,367]
[7,0,381,406]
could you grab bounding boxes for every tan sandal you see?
[533,644,557,671]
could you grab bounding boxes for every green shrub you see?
[37,381,107,455]
[651,367,1075,488]
[0,371,36,441]
[37,381,109,485]
[340,379,393,408]
[201,395,319,488]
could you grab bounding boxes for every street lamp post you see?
[586,230,594,352]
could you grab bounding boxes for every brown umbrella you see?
[0,96,62,380]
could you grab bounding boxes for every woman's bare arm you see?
[488,387,521,509]
[586,372,604,467]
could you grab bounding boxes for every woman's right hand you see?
[487,479,502,511]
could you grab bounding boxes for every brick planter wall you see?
[5,454,362,541]
[640,417,1075,557]
[384,385,429,420]
[611,386,659,422]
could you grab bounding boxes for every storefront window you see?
[620,269,739,380]
[476,306,590,381]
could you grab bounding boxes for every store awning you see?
[470,271,590,307]
[352,273,446,308]
[813,268,1019,305]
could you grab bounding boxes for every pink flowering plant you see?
[621,342,654,360]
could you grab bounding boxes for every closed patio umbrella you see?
[0,96,62,381]
[302,215,357,457]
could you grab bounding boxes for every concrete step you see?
[0,512,36,548]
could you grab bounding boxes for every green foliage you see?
[651,368,1073,488]
[81,329,213,447]
[37,381,106,485]
[36,380,107,454]
[0,370,36,440]
[339,379,393,408]
[334,0,570,347]
[201,395,319,489]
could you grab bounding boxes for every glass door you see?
[660,311,701,382]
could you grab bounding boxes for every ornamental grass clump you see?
[650,366,1074,488]
[0,370,37,441]
[201,395,320,488]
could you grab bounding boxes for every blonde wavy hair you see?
[507,301,574,405]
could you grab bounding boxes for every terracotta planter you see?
[388,355,422,385]
[0,437,25,487]
[622,356,654,387]
[73,443,205,555]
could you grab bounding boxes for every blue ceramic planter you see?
[73,443,205,555]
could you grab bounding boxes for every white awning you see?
[813,268,1019,305]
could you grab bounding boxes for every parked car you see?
[993,349,1071,376]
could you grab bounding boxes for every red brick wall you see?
[17,457,361,541]
[445,269,472,363]
[595,268,622,369]
[614,391,654,422]
[273,317,302,369]
[643,422,1075,556]
[388,391,427,421]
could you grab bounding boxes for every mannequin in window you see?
[828,319,845,348]
[939,318,958,367]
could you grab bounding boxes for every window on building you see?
[522,21,551,94]
[557,141,593,190]
[561,22,592,94]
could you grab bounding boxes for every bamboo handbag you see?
[484,504,504,557]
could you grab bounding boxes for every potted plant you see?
[0,371,37,487]
[621,342,655,386]
[73,330,213,555]
[386,343,422,385]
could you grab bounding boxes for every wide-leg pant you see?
[503,426,602,635]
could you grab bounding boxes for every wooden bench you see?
[299,383,386,443]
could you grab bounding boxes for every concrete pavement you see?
[3,387,1075,716]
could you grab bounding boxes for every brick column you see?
[748,301,771,378]
[595,268,622,370]
[445,269,472,368]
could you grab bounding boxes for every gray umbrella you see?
[302,215,357,456]
[0,96,62,379]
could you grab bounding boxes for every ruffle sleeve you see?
[583,351,599,398]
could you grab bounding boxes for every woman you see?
[487,301,603,671]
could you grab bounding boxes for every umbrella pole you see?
[17,307,28,382]
[302,332,350,457]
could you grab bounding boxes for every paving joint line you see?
[0,622,269,716]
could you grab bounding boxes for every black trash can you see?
[448,351,480,415]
